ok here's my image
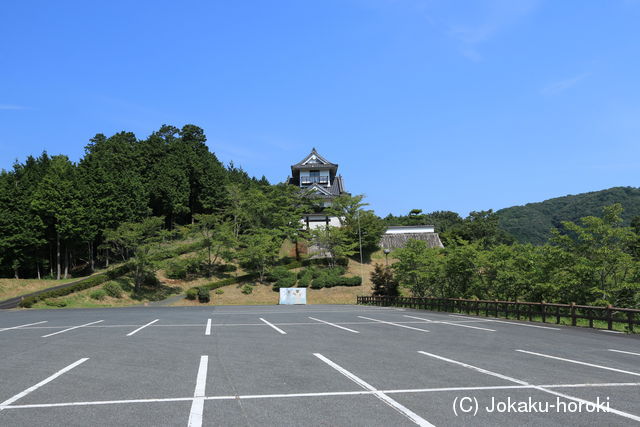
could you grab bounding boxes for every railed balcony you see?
[300,176,329,185]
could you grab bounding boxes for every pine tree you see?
[370,263,399,297]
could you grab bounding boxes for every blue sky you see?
[1,0,639,217]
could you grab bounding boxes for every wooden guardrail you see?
[357,296,640,332]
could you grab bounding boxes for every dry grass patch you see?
[0,278,79,301]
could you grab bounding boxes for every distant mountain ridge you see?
[496,187,640,244]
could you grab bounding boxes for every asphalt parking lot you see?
[1,304,639,426]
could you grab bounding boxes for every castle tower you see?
[287,148,347,229]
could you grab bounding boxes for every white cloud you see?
[445,0,540,60]
[0,104,26,110]
[541,72,590,95]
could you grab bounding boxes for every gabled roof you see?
[305,183,333,197]
[291,148,338,170]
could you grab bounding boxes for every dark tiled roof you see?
[328,175,345,195]
[291,148,338,169]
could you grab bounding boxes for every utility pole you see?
[357,211,364,284]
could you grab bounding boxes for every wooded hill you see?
[0,124,277,279]
[496,187,640,244]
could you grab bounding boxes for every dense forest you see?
[496,187,640,244]
[0,125,299,279]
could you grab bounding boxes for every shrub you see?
[197,287,210,303]
[165,257,203,280]
[218,264,237,273]
[340,276,362,286]
[186,288,198,300]
[44,299,67,307]
[308,268,361,288]
[103,282,123,298]
[335,257,349,267]
[142,272,160,287]
[90,289,107,300]
[273,275,296,292]
[297,270,312,287]
[266,266,295,283]
[241,284,254,295]
[215,288,224,295]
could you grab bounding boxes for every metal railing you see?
[301,176,329,184]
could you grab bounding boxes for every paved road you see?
[0,304,639,426]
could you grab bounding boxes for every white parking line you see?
[205,319,212,336]
[418,350,640,423]
[208,308,394,315]
[188,355,208,427]
[403,315,495,332]
[0,358,88,410]
[516,349,640,377]
[449,314,559,330]
[308,317,359,333]
[609,349,640,357]
[41,320,104,337]
[358,316,429,332]
[314,353,434,426]
[126,319,159,336]
[3,382,640,410]
[259,318,287,335]
[0,321,48,332]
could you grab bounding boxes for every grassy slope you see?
[0,278,79,301]
[171,253,386,306]
[2,238,202,305]
[26,243,387,309]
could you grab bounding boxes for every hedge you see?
[186,259,304,301]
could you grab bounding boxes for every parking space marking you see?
[0,358,88,410]
[3,381,640,410]
[358,316,429,332]
[126,319,159,336]
[314,353,434,427]
[449,314,560,330]
[0,320,500,332]
[208,308,395,316]
[516,349,640,377]
[259,318,287,334]
[41,320,104,337]
[188,355,208,427]
[609,349,640,357]
[0,321,48,332]
[403,315,495,332]
[205,319,212,336]
[418,350,640,423]
[308,317,359,333]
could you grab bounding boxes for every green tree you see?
[311,226,357,268]
[31,155,85,279]
[551,204,638,305]
[392,240,443,297]
[326,194,385,253]
[370,263,399,296]
[193,214,236,274]
[442,210,514,248]
[238,229,282,282]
